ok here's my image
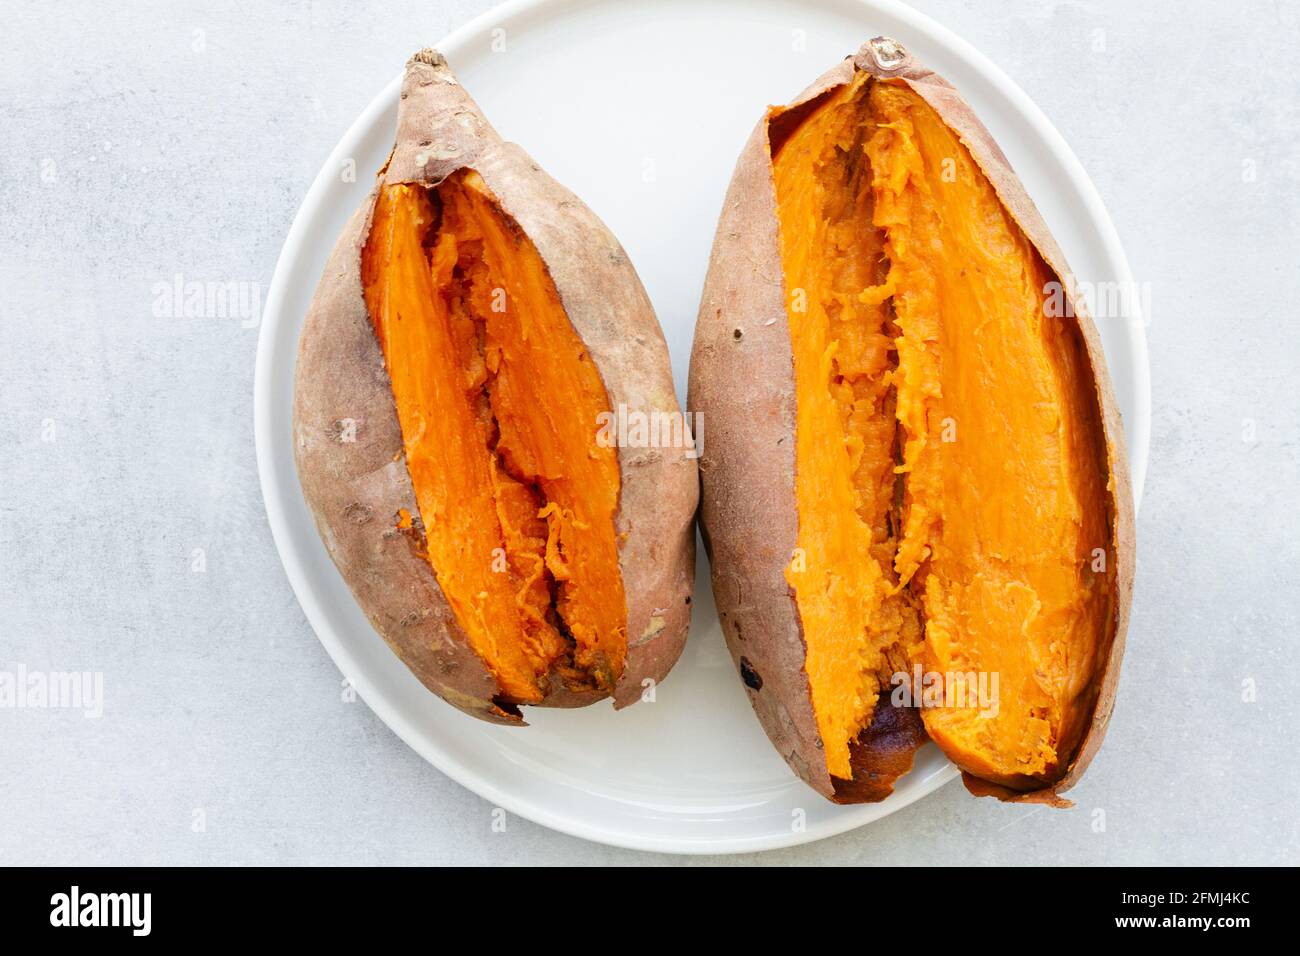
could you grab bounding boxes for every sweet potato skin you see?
[689,38,1133,803]
[294,51,697,720]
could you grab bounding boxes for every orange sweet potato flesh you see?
[361,173,626,704]
[773,76,1115,789]
[774,73,922,781]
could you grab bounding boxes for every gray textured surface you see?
[1,0,1296,865]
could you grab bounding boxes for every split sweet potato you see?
[295,51,697,720]
[690,38,1134,803]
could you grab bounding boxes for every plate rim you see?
[254,0,1151,855]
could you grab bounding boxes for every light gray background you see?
[2,0,1296,865]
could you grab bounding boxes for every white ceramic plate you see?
[255,0,1150,854]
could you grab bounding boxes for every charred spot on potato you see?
[491,696,524,721]
[771,74,1115,789]
[831,700,927,803]
[739,656,763,691]
[361,174,627,705]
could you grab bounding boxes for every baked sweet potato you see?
[690,37,1134,804]
[294,50,697,722]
